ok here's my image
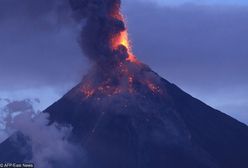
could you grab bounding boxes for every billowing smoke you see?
[69,0,130,69]
[9,113,84,168]
[1,99,84,168]
[0,99,41,142]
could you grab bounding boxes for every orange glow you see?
[81,83,126,98]
[119,31,129,48]
[110,11,138,64]
[126,54,137,63]
[111,31,130,51]
[128,76,133,83]
[147,82,160,93]
[111,30,138,63]
[81,87,94,97]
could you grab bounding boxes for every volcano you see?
[45,71,248,168]
[1,70,248,168]
[1,0,248,167]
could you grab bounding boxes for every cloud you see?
[0,98,84,168]
[8,113,84,168]
[0,99,41,142]
[4,100,34,113]
[0,0,87,90]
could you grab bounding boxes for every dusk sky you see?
[0,0,247,124]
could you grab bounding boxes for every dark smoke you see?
[69,0,128,68]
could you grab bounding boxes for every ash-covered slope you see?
[43,70,248,168]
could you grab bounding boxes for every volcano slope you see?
[41,66,248,168]
[1,72,248,168]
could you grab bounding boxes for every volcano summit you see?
[0,0,248,168]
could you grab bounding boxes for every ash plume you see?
[69,0,129,69]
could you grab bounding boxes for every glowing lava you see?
[111,30,137,63]
[119,31,129,49]
[111,12,138,63]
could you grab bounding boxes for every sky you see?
[144,0,248,5]
[0,0,247,124]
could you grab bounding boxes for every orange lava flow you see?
[111,13,138,63]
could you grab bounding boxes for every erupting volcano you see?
[71,0,163,98]
[1,0,248,168]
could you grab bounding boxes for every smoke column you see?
[69,0,136,70]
